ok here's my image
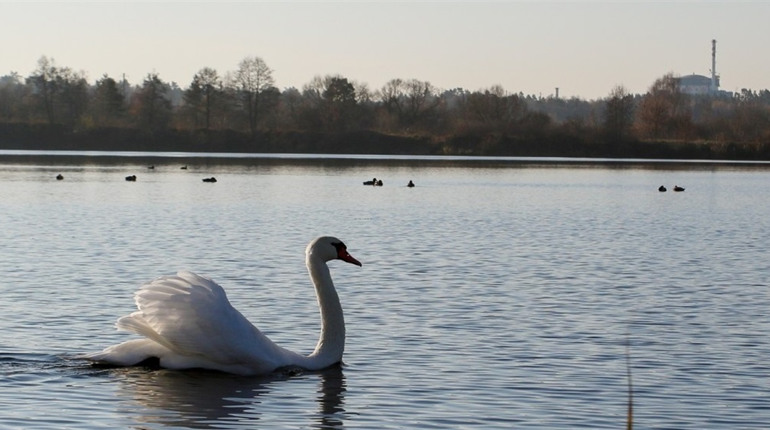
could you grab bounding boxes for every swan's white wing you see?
[116,271,294,373]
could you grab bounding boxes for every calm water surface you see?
[0,154,768,429]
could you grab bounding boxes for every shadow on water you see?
[1,354,347,429]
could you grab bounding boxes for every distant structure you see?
[679,39,728,96]
[710,39,719,93]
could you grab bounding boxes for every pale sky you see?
[2,1,768,100]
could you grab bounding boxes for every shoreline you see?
[3,149,770,169]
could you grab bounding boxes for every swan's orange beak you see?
[338,249,362,267]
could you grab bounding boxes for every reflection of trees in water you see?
[113,366,346,429]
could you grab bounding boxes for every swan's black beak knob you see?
[333,243,362,266]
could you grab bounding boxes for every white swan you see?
[85,236,361,375]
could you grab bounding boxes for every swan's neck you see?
[305,254,345,369]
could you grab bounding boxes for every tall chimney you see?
[710,39,718,93]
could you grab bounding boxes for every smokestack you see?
[710,39,718,93]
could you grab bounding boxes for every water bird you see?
[125,175,137,182]
[673,185,685,192]
[658,185,667,192]
[363,178,377,185]
[56,174,64,180]
[407,180,415,188]
[180,165,188,170]
[202,177,217,183]
[84,236,361,376]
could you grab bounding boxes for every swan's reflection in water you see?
[314,367,346,429]
[113,366,346,429]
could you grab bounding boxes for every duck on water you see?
[363,178,383,186]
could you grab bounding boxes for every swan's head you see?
[307,236,362,267]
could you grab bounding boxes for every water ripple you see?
[1,162,769,428]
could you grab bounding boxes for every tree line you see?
[1,55,769,159]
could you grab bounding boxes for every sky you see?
[2,1,769,100]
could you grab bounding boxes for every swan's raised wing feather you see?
[117,271,288,371]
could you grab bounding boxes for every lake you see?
[1,152,768,429]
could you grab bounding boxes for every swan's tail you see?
[79,313,176,365]
[80,338,169,366]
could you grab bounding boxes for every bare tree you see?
[25,56,88,127]
[231,56,274,137]
[379,78,438,130]
[465,85,527,132]
[379,78,405,129]
[637,73,690,139]
[403,79,437,126]
[354,81,372,104]
[296,75,359,131]
[604,85,635,142]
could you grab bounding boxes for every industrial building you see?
[678,39,728,96]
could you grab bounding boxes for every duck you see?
[125,175,137,182]
[363,178,377,186]
[407,180,415,188]
[673,185,685,192]
[202,177,217,183]
[658,185,667,192]
[56,174,64,181]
